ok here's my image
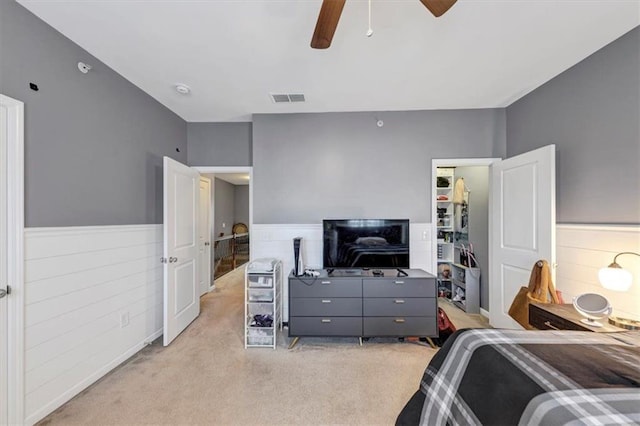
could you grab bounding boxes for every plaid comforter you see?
[413,328,640,425]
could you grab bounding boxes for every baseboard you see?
[480,308,489,319]
[25,328,162,425]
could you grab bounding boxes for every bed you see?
[396,328,640,425]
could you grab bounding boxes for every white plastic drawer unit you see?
[248,289,274,303]
[247,274,274,288]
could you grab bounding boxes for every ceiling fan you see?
[311,0,458,49]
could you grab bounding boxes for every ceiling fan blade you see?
[311,0,346,49]
[419,0,457,17]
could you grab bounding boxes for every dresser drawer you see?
[363,317,436,337]
[529,303,589,331]
[363,297,436,317]
[289,298,362,317]
[289,317,362,336]
[363,278,435,298]
[289,278,362,298]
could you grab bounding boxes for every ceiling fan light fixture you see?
[311,0,458,49]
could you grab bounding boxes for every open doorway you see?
[194,167,252,283]
[432,158,497,318]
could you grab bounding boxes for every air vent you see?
[270,93,306,103]
[288,94,305,103]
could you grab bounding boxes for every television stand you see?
[288,268,437,348]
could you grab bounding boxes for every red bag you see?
[436,307,456,345]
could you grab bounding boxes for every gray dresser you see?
[288,269,437,339]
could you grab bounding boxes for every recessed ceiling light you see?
[175,83,191,95]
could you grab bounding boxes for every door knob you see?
[204,242,210,246]
[0,288,7,299]
[169,257,178,263]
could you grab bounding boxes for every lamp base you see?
[608,316,640,330]
[580,318,604,327]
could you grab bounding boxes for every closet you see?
[435,166,488,314]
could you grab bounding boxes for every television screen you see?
[323,219,410,269]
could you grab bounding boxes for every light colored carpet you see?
[38,267,488,425]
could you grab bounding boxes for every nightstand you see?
[529,303,624,332]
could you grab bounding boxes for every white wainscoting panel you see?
[251,223,432,321]
[23,225,163,425]
[556,224,640,322]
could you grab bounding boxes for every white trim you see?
[25,224,160,237]
[24,329,162,426]
[1,94,25,425]
[480,307,490,319]
[193,165,254,263]
[557,223,639,232]
[555,224,639,321]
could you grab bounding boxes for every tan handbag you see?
[508,260,560,329]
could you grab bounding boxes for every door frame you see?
[1,94,25,424]
[192,166,254,270]
[431,158,499,317]
[198,176,212,295]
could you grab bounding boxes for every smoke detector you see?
[175,83,191,95]
[77,62,92,73]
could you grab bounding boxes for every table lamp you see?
[598,251,639,330]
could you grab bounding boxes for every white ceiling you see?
[18,0,640,123]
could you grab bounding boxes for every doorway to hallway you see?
[196,168,252,281]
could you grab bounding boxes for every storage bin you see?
[248,289,274,302]
[248,275,273,288]
[246,328,274,346]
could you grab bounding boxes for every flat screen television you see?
[323,219,410,269]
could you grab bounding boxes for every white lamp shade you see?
[598,266,633,291]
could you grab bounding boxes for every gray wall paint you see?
[214,178,235,237]
[455,166,490,310]
[0,1,186,227]
[252,110,505,224]
[506,27,640,224]
[234,185,250,228]
[187,122,252,166]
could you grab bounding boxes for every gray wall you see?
[187,122,252,166]
[214,178,235,237]
[455,166,490,310]
[252,109,506,224]
[506,26,640,224]
[234,185,250,228]
[0,1,187,227]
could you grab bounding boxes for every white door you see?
[0,98,9,426]
[1,94,24,426]
[199,177,212,295]
[163,156,200,346]
[489,145,556,328]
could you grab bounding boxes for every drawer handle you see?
[321,299,332,303]
[321,319,332,323]
[321,281,331,285]
[394,281,405,285]
[544,321,560,330]
[394,318,406,323]
[394,299,405,304]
